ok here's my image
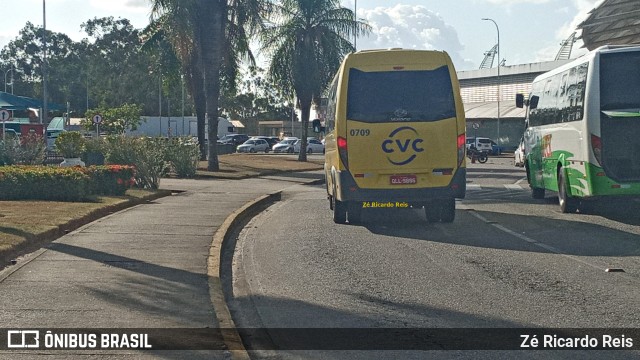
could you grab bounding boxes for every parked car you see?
[250,136,280,148]
[219,133,249,146]
[514,138,525,167]
[237,139,270,153]
[293,138,325,154]
[466,137,493,153]
[490,140,504,155]
[272,138,298,153]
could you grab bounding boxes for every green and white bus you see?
[518,45,640,213]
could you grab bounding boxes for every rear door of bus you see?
[344,59,460,189]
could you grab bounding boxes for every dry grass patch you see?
[0,189,160,254]
[197,154,323,178]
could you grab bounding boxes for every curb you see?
[195,167,324,180]
[208,191,282,360]
[0,190,172,270]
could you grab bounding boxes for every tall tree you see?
[0,22,77,110]
[144,5,209,159]
[81,17,158,114]
[150,0,269,170]
[261,0,369,161]
[0,18,165,117]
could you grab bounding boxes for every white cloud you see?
[357,5,474,69]
[88,0,149,14]
[482,0,552,4]
[531,0,600,62]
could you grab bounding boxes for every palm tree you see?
[261,0,369,161]
[150,0,269,170]
[142,15,209,160]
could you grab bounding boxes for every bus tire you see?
[327,173,334,210]
[332,185,347,224]
[440,198,456,223]
[558,166,578,213]
[424,202,441,223]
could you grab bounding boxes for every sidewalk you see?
[0,171,323,359]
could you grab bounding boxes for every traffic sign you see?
[472,122,480,130]
[92,114,103,124]
[0,109,11,122]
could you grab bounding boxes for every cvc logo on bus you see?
[381,126,424,166]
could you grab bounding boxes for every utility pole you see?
[482,18,501,145]
[42,0,48,125]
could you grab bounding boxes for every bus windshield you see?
[600,51,640,111]
[346,66,456,123]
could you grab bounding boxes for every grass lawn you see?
[197,153,324,178]
[0,189,165,262]
[1,154,322,266]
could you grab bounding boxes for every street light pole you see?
[2,68,13,93]
[42,0,48,125]
[482,17,500,145]
[181,74,185,136]
[354,0,357,51]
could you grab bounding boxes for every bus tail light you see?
[457,133,466,167]
[591,134,603,166]
[337,136,349,169]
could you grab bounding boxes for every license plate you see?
[390,175,417,185]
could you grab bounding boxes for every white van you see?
[466,137,492,152]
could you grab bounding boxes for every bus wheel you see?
[424,202,441,223]
[558,167,578,213]
[332,185,347,224]
[440,198,456,223]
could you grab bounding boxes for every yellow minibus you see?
[324,49,466,224]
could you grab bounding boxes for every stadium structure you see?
[459,0,638,150]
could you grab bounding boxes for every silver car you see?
[272,138,298,153]
[237,139,270,153]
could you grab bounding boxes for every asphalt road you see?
[226,157,640,359]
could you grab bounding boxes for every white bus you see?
[517,45,640,213]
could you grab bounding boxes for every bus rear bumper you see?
[336,168,466,204]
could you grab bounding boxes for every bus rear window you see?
[600,51,640,110]
[346,66,456,123]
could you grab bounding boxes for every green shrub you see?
[82,137,107,165]
[55,131,86,158]
[0,133,46,165]
[105,136,168,189]
[0,139,14,165]
[166,137,200,178]
[82,165,136,196]
[0,165,136,201]
[0,166,91,201]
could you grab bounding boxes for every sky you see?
[0,0,603,71]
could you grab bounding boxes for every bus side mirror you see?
[312,119,324,133]
[529,95,539,110]
[516,93,524,108]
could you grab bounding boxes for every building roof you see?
[464,101,525,119]
[230,120,245,128]
[578,0,640,50]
